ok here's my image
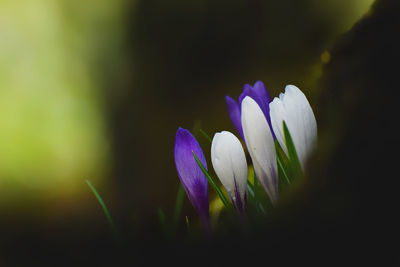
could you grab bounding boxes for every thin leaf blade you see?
[86,180,118,238]
[199,129,212,143]
[192,151,231,210]
[173,185,185,225]
[282,121,303,178]
[275,140,291,187]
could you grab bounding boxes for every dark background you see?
[1,0,399,265]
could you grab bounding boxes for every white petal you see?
[211,131,248,208]
[241,96,278,204]
[270,85,317,170]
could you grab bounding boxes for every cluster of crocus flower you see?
[174,81,317,232]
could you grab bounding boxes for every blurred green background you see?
[0,0,375,251]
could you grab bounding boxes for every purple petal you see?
[247,81,269,119]
[238,84,252,104]
[225,96,244,139]
[240,81,275,140]
[226,80,275,141]
[174,128,209,227]
[231,178,246,218]
[251,81,275,138]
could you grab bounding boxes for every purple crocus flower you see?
[174,127,210,232]
[225,80,275,140]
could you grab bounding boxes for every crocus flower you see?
[174,127,210,231]
[226,80,274,140]
[241,96,278,204]
[269,85,317,170]
[211,131,248,216]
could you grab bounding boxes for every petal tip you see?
[254,80,265,88]
[241,95,255,106]
[176,127,190,138]
[225,94,233,101]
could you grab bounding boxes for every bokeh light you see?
[0,0,126,208]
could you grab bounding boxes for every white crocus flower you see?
[269,85,317,170]
[241,96,278,204]
[211,131,248,215]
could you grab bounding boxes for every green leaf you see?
[247,180,255,199]
[173,185,185,226]
[86,180,118,238]
[248,173,267,215]
[158,207,172,239]
[275,140,291,187]
[199,129,212,143]
[185,216,190,232]
[192,151,231,210]
[282,121,303,178]
[158,207,167,226]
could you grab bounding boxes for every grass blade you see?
[158,207,167,226]
[173,185,185,226]
[283,121,303,178]
[86,180,118,237]
[247,180,255,198]
[275,140,291,185]
[199,129,212,143]
[192,151,231,209]
[247,173,267,215]
[158,207,172,239]
[185,216,190,232]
